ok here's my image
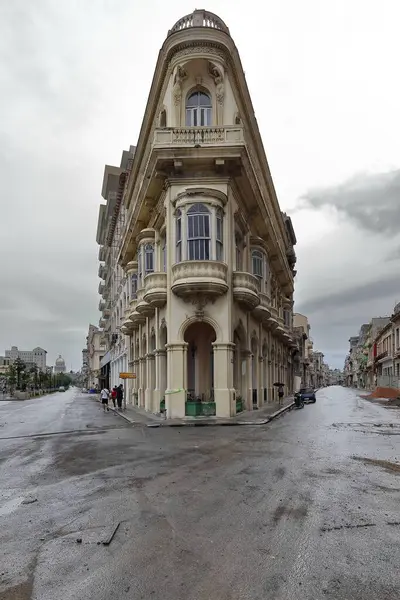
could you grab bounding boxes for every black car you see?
[298,387,316,403]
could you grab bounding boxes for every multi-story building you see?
[82,348,89,386]
[328,369,343,385]
[293,313,312,387]
[364,317,390,389]
[97,147,136,391]
[344,336,359,387]
[391,302,400,380]
[312,351,325,388]
[5,346,47,372]
[85,324,106,389]
[110,10,298,419]
[0,356,11,376]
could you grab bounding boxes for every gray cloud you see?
[297,169,400,235]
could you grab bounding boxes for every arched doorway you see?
[184,322,216,401]
[251,336,259,408]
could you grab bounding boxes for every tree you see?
[5,364,17,392]
[14,357,26,390]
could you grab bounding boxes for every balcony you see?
[128,300,146,327]
[232,272,260,311]
[98,282,105,295]
[120,319,135,335]
[98,246,106,262]
[98,263,107,280]
[275,316,286,339]
[135,288,155,318]
[144,272,167,308]
[98,299,105,312]
[171,261,228,300]
[253,292,272,323]
[99,318,105,329]
[267,306,279,331]
[153,126,244,149]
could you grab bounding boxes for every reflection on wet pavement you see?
[0,386,399,600]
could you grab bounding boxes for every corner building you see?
[118,10,298,418]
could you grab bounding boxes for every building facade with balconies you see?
[85,324,106,389]
[97,147,136,391]
[293,313,313,387]
[113,10,297,418]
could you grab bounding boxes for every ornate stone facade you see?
[101,10,298,418]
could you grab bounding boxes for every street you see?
[0,387,399,600]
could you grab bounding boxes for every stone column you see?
[153,349,167,412]
[242,350,252,411]
[132,359,139,405]
[139,357,145,407]
[145,353,155,412]
[165,342,188,418]
[212,342,235,417]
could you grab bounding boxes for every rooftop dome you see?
[55,355,65,366]
[168,9,230,37]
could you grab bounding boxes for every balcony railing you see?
[153,126,244,148]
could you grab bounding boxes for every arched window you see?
[187,203,210,260]
[176,209,182,262]
[144,244,154,275]
[252,250,263,282]
[186,91,212,127]
[216,208,223,261]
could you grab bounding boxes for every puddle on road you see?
[352,456,400,474]
[331,422,400,436]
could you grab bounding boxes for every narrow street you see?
[0,387,399,600]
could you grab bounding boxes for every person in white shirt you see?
[100,387,110,412]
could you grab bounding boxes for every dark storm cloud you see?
[296,274,399,316]
[298,169,400,235]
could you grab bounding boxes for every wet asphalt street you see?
[0,386,399,600]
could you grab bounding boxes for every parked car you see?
[298,387,316,403]
[81,388,88,394]
[58,386,65,392]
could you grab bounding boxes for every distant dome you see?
[54,355,66,373]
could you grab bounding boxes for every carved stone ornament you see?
[173,65,187,106]
[171,44,226,64]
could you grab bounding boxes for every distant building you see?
[5,346,47,372]
[54,355,66,374]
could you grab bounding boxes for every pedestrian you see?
[111,386,117,408]
[278,384,284,406]
[100,386,110,412]
[116,384,123,410]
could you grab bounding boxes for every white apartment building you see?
[104,10,298,419]
[97,147,136,391]
[85,324,106,388]
[5,346,47,372]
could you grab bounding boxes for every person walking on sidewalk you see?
[278,384,284,407]
[100,387,110,412]
[116,384,123,410]
[111,386,117,408]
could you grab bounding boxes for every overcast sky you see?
[1,0,399,370]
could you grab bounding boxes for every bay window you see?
[187,203,210,260]
[174,202,225,262]
[144,243,154,275]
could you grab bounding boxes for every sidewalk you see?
[105,396,294,427]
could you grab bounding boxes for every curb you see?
[106,400,295,428]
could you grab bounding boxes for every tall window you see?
[144,244,154,275]
[138,247,142,284]
[216,208,223,261]
[187,203,210,260]
[176,209,182,262]
[252,250,263,282]
[162,237,167,272]
[186,91,212,127]
[131,273,138,299]
[235,234,242,270]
